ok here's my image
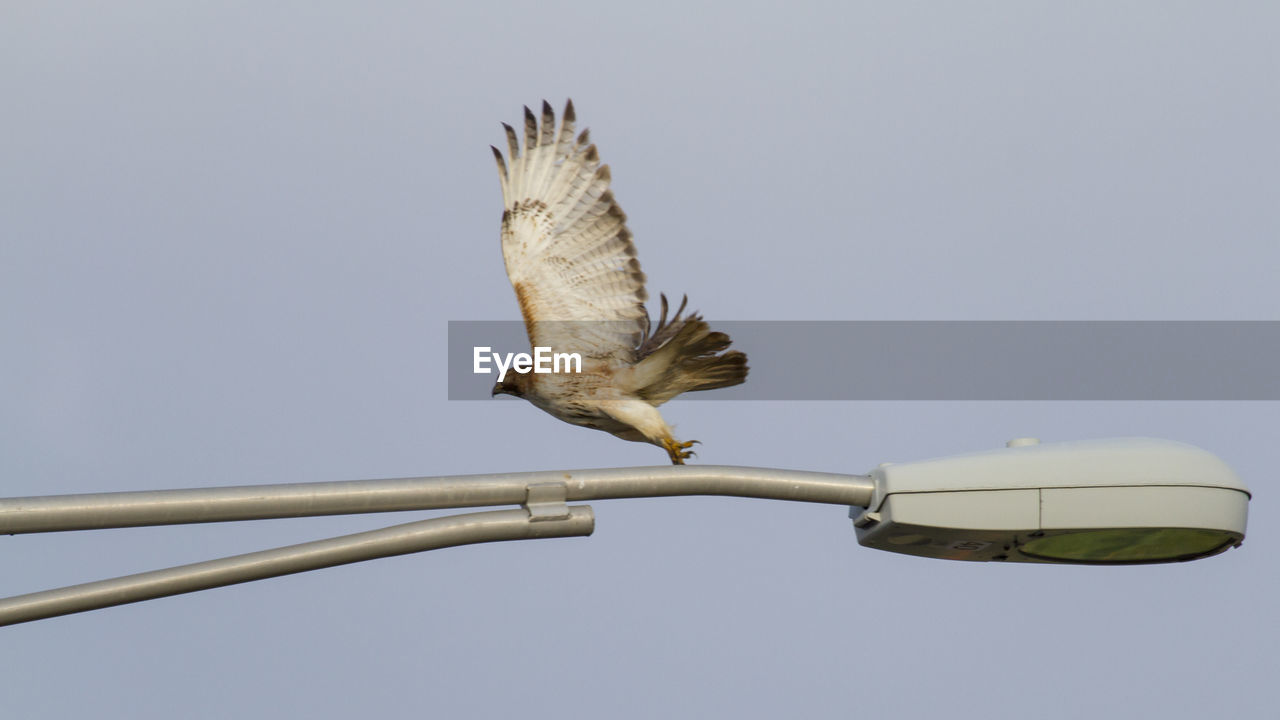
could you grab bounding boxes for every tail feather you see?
[634,313,748,405]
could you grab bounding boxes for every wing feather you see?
[502,123,520,200]
[494,100,648,360]
[490,145,509,200]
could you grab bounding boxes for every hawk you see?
[489,100,748,464]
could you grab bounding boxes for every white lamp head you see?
[852,437,1250,564]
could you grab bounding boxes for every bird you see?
[489,99,747,465]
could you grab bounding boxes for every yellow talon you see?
[662,438,699,465]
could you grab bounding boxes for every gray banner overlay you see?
[448,321,1279,400]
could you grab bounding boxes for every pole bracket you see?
[523,482,571,521]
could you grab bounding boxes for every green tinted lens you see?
[1021,528,1236,564]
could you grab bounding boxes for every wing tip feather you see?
[523,106,537,148]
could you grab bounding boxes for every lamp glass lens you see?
[1020,528,1235,563]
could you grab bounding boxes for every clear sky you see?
[2,2,1276,718]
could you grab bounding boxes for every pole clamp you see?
[523,482,571,521]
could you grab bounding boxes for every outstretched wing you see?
[492,100,648,362]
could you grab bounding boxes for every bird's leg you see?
[662,438,699,465]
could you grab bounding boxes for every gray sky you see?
[2,2,1277,718]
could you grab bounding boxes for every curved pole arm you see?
[0,466,871,627]
[0,465,874,534]
[0,506,594,627]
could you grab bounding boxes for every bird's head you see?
[491,376,527,398]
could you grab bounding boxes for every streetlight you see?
[853,437,1249,564]
[0,437,1250,626]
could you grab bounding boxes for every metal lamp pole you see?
[0,466,874,626]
